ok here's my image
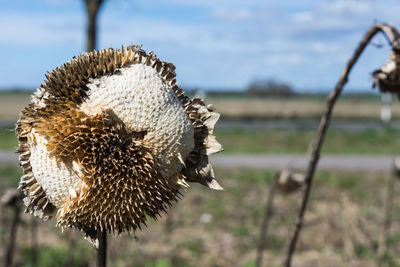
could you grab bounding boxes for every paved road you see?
[217,120,400,131]
[1,151,396,172]
[210,154,395,171]
[0,151,18,164]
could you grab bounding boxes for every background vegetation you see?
[1,90,400,266]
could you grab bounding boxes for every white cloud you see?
[264,53,305,66]
[292,11,314,23]
[140,0,265,9]
[212,8,253,22]
[42,0,70,7]
[0,13,83,45]
[324,0,372,14]
[311,42,340,53]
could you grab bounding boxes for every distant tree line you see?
[246,79,296,96]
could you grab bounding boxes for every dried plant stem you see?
[377,164,397,266]
[256,174,279,267]
[84,0,104,52]
[284,23,400,267]
[3,202,21,267]
[164,209,174,234]
[96,230,107,267]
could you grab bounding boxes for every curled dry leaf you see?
[16,45,223,245]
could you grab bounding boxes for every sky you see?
[0,0,400,92]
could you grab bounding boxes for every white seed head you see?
[80,63,194,178]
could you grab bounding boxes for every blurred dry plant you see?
[373,46,400,95]
[377,158,399,265]
[283,23,400,267]
[256,170,305,267]
[276,170,305,194]
[1,190,22,267]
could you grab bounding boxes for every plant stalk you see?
[3,202,21,267]
[256,174,279,267]
[96,230,107,267]
[377,161,397,266]
[284,23,400,267]
[84,0,104,52]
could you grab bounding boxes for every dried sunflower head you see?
[16,45,223,244]
[372,50,400,94]
[276,170,305,194]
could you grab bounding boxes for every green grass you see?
[177,239,204,258]
[2,126,400,154]
[0,127,18,151]
[0,165,22,188]
[215,128,400,154]
[21,246,89,267]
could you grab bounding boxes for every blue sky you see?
[0,0,399,92]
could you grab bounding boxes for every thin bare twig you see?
[4,205,21,267]
[284,23,400,267]
[96,230,107,267]
[1,191,23,267]
[256,174,279,267]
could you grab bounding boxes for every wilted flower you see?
[372,50,400,94]
[16,45,223,244]
[393,158,400,178]
[276,170,305,194]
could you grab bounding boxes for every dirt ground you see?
[1,167,399,267]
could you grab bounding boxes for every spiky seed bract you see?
[16,45,223,244]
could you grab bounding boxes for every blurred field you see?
[0,165,399,266]
[1,91,400,121]
[216,128,400,154]
[207,96,400,120]
[2,126,400,155]
[0,91,31,121]
[1,91,400,267]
